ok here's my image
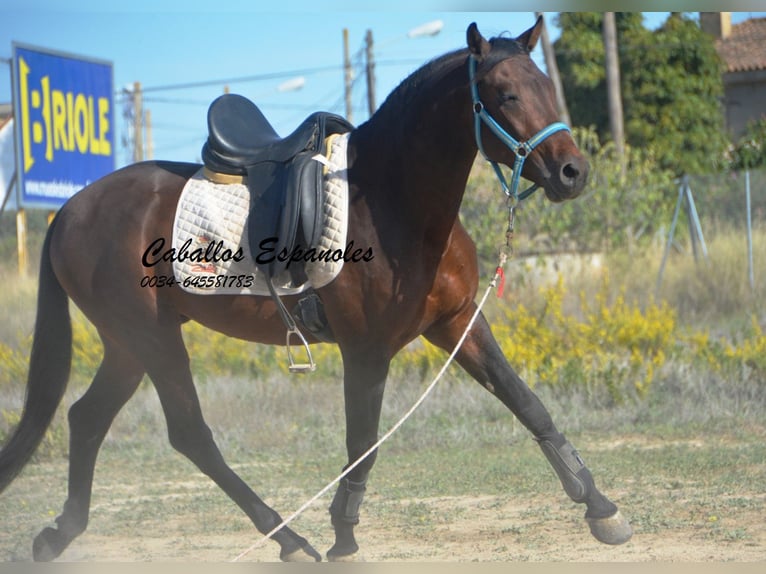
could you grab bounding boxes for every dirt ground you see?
[3,413,765,563]
[31,489,765,562]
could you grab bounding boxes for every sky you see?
[2,3,765,169]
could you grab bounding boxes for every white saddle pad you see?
[171,132,350,295]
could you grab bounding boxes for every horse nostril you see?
[561,162,579,183]
[560,157,589,191]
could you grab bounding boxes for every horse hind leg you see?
[141,325,321,562]
[33,338,145,561]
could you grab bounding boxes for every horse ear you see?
[466,22,490,59]
[516,14,544,52]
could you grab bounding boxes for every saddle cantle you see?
[200,94,353,372]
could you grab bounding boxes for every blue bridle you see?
[469,55,571,203]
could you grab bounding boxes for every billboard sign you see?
[12,43,115,209]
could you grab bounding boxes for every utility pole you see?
[145,109,153,160]
[365,29,376,118]
[603,12,625,169]
[132,81,144,163]
[343,28,353,123]
[536,12,570,125]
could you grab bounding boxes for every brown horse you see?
[0,18,631,561]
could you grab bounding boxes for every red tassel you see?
[495,266,505,298]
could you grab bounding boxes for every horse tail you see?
[0,217,72,493]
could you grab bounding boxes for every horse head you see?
[467,17,589,203]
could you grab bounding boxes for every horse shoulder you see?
[426,219,480,321]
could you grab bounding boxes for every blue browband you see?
[469,55,571,202]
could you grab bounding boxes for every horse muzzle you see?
[542,152,590,203]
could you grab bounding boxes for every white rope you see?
[231,262,505,562]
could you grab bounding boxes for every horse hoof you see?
[327,552,365,562]
[32,527,62,562]
[281,545,322,562]
[586,509,633,545]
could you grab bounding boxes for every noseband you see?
[469,55,570,203]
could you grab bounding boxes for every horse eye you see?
[500,92,518,104]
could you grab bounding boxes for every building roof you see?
[716,17,766,73]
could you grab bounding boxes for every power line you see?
[138,64,343,93]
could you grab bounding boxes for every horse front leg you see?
[326,352,390,561]
[425,307,632,545]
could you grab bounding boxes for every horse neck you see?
[351,51,478,235]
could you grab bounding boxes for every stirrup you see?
[266,277,317,374]
[286,326,316,373]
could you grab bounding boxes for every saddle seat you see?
[202,93,352,174]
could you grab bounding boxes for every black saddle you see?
[201,93,353,280]
[201,94,351,370]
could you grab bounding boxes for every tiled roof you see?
[716,17,766,73]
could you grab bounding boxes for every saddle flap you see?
[248,152,324,279]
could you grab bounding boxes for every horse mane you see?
[368,35,527,130]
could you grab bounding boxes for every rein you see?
[469,55,570,203]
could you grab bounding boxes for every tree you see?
[555,12,728,176]
[603,12,625,164]
[536,11,571,125]
[554,13,645,141]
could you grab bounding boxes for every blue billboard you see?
[12,43,115,209]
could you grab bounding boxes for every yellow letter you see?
[97,97,111,156]
[18,57,34,171]
[87,96,99,154]
[40,76,53,162]
[73,93,89,153]
[52,89,69,151]
[66,92,75,151]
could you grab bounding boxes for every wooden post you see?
[133,81,143,163]
[603,12,625,171]
[343,28,353,123]
[16,208,27,276]
[536,12,571,125]
[145,109,153,160]
[746,170,754,290]
[365,29,376,118]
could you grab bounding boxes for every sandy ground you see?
[28,488,763,563]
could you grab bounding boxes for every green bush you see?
[728,118,766,170]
